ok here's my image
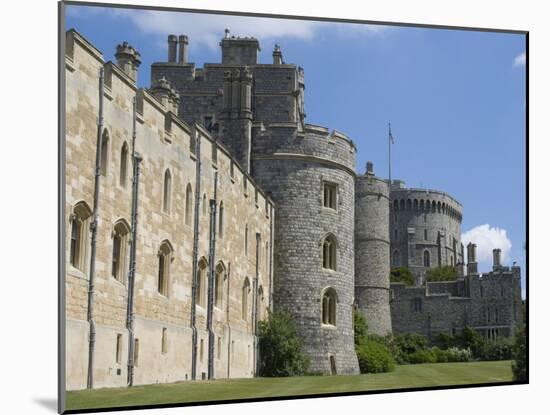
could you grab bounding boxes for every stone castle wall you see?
[390,266,523,340]
[355,171,392,335]
[65,30,273,390]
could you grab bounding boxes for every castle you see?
[64,28,522,390]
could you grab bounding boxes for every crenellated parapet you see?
[251,122,356,176]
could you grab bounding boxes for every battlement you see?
[390,183,463,223]
[251,121,356,175]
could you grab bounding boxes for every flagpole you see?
[388,122,392,185]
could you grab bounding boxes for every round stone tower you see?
[390,180,464,283]
[251,124,359,375]
[355,162,392,335]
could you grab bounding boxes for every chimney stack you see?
[467,243,478,274]
[178,35,188,63]
[366,161,374,175]
[493,248,502,269]
[273,44,283,65]
[168,35,177,62]
[115,42,141,81]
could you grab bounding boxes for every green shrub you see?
[257,310,309,377]
[426,266,457,282]
[353,308,368,346]
[390,267,415,286]
[408,348,437,364]
[356,339,395,373]
[455,327,486,358]
[446,347,473,362]
[512,325,527,382]
[433,332,456,350]
[394,333,429,363]
[480,341,512,361]
[431,346,449,363]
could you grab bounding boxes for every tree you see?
[257,310,309,377]
[390,267,415,286]
[353,307,368,346]
[512,325,527,381]
[426,265,457,282]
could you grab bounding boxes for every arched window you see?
[245,224,249,257]
[100,130,109,176]
[218,201,224,238]
[400,199,405,210]
[321,287,337,326]
[431,201,436,213]
[424,229,428,240]
[437,201,441,213]
[392,250,400,267]
[393,199,399,211]
[158,241,173,296]
[69,201,92,271]
[185,183,193,225]
[214,262,225,309]
[322,234,337,270]
[420,200,425,211]
[163,169,171,213]
[413,199,418,210]
[197,258,208,308]
[425,199,431,211]
[119,142,128,188]
[407,199,412,210]
[394,229,398,240]
[111,220,130,283]
[423,250,431,267]
[242,277,250,321]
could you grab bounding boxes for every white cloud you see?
[71,7,387,51]
[461,224,512,268]
[513,52,526,67]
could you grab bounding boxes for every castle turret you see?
[390,182,463,277]
[467,243,478,274]
[115,41,141,81]
[355,162,392,335]
[150,77,180,113]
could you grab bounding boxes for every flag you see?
[389,124,395,144]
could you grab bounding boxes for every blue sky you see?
[66,5,526,293]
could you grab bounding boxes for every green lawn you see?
[66,361,513,411]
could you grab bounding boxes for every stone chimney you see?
[467,243,478,274]
[178,35,188,63]
[493,248,502,269]
[167,34,177,62]
[151,77,180,113]
[366,161,374,175]
[115,42,141,81]
[273,44,283,65]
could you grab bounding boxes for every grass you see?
[66,360,513,411]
